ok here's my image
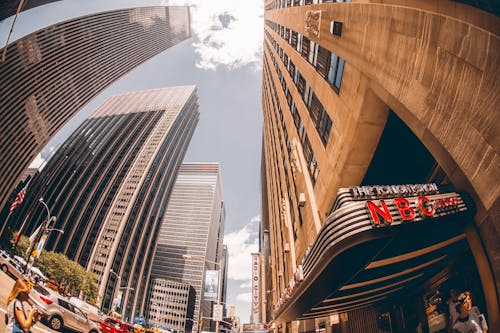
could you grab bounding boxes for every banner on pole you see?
[204,270,219,301]
[33,231,48,259]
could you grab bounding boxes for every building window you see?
[308,41,318,66]
[318,108,332,145]
[316,45,330,79]
[327,53,345,92]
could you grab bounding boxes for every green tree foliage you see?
[11,234,98,303]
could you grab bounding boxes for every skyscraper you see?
[0,6,191,219]
[147,163,225,333]
[11,86,199,319]
[262,1,498,332]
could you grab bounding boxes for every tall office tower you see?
[0,6,191,223]
[12,86,199,319]
[147,163,225,333]
[262,1,499,332]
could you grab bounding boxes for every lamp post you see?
[110,269,122,316]
[24,198,57,273]
[182,255,223,333]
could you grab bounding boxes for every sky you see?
[0,0,264,323]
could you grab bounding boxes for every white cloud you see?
[224,215,260,280]
[163,0,263,70]
[239,281,252,288]
[236,292,252,302]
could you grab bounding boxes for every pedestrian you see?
[452,292,488,333]
[5,278,39,333]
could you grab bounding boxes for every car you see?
[29,284,99,333]
[100,317,136,333]
[70,296,104,323]
[0,250,24,279]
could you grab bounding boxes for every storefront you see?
[272,183,489,332]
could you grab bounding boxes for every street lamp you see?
[182,255,223,333]
[24,198,57,273]
[109,269,122,315]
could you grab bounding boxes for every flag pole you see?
[12,211,31,254]
[1,0,25,63]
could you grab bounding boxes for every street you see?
[0,270,57,333]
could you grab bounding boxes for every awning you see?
[273,185,474,322]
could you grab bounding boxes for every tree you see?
[11,234,98,302]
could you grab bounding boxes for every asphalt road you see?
[0,270,58,333]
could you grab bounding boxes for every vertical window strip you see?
[264,42,321,185]
[265,29,333,148]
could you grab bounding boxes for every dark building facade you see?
[261,1,498,333]
[10,86,199,318]
[0,6,191,221]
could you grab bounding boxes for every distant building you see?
[261,1,498,332]
[147,163,226,333]
[10,86,200,319]
[147,279,195,333]
[0,6,191,223]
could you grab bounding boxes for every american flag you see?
[9,186,27,214]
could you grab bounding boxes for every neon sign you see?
[366,194,464,227]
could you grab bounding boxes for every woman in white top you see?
[453,292,488,333]
[5,278,39,333]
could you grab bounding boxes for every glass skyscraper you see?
[148,163,226,333]
[11,86,199,318]
[0,6,191,219]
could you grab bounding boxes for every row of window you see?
[263,63,300,241]
[265,19,345,93]
[264,46,320,186]
[265,29,333,149]
[262,74,292,291]
[266,0,351,12]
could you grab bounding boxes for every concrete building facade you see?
[261,1,498,332]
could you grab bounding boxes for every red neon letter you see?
[367,200,392,225]
[417,196,434,217]
[394,198,415,220]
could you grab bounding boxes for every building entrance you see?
[355,111,489,333]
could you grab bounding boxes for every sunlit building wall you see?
[261,1,499,332]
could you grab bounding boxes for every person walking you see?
[5,278,39,333]
[452,292,488,333]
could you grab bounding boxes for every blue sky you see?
[0,0,264,323]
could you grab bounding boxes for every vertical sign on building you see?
[251,253,260,323]
[204,270,219,301]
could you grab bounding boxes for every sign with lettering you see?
[350,183,439,200]
[251,253,260,324]
[365,192,468,227]
[213,304,223,322]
